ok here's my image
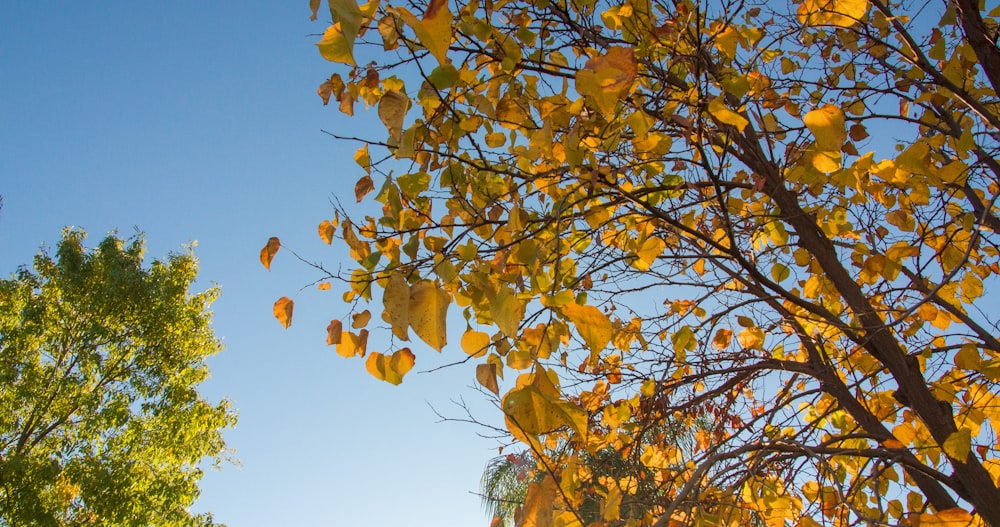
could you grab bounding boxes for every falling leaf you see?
[273,297,294,329]
[326,320,343,345]
[260,237,281,270]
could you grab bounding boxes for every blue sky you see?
[0,3,502,525]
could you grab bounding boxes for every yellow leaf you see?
[491,286,524,338]
[354,144,371,174]
[561,303,613,353]
[797,0,868,27]
[708,96,749,131]
[365,348,416,385]
[382,272,410,341]
[318,282,332,291]
[918,508,974,527]
[737,326,765,349]
[476,362,500,395]
[317,23,356,65]
[961,273,983,303]
[943,428,971,461]
[336,329,369,357]
[318,220,336,244]
[394,0,453,66]
[462,330,491,358]
[517,476,558,527]
[634,237,665,270]
[408,281,449,351]
[811,149,842,173]
[714,25,739,59]
[378,89,410,143]
[803,105,847,151]
[273,297,294,329]
[260,236,281,270]
[326,320,343,345]
[574,47,637,117]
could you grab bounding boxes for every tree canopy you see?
[270,0,1000,525]
[1,230,234,527]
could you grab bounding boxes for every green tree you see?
[1,230,235,527]
[271,0,1000,525]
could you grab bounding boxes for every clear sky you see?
[0,3,502,525]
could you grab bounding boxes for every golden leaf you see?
[336,329,369,357]
[408,281,449,351]
[942,428,971,461]
[798,0,868,27]
[491,286,524,338]
[462,330,491,358]
[260,236,281,270]
[561,303,612,353]
[273,297,294,329]
[917,508,974,527]
[394,0,453,66]
[365,348,416,385]
[708,96,749,131]
[318,220,336,244]
[327,320,343,345]
[382,272,410,341]
[574,47,637,117]
[803,105,847,152]
[516,475,558,527]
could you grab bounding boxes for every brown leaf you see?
[327,320,343,345]
[260,237,281,270]
[476,363,499,395]
[273,297,294,329]
[355,175,375,203]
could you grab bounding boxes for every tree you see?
[270,0,1000,524]
[1,230,235,527]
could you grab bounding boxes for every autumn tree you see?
[270,0,1000,524]
[1,230,235,527]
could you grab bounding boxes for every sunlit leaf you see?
[804,105,847,151]
[260,236,281,270]
[561,303,612,353]
[943,428,971,461]
[273,297,294,329]
[365,348,416,385]
[462,330,491,357]
[408,281,449,351]
[708,96,749,131]
[317,23,356,65]
[318,220,336,244]
[383,272,410,340]
[798,0,868,27]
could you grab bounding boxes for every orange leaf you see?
[260,237,281,270]
[319,220,336,244]
[317,282,332,291]
[273,297,294,329]
[327,320,343,345]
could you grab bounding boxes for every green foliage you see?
[0,230,235,527]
